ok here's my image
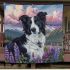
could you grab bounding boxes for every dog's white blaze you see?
[31,17,39,33]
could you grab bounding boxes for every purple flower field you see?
[4,44,63,63]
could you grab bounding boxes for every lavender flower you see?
[42,51,49,59]
[14,43,20,62]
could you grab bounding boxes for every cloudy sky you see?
[4,4,63,31]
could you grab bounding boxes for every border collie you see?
[5,12,47,62]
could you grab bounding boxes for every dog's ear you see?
[37,12,47,20]
[44,12,47,15]
[37,12,47,16]
[19,15,28,23]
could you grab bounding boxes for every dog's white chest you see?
[24,33,45,60]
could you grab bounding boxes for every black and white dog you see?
[5,12,47,62]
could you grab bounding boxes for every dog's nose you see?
[31,28,36,33]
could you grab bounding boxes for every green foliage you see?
[44,47,48,52]
[59,49,64,61]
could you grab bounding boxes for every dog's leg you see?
[17,44,27,55]
[17,44,30,62]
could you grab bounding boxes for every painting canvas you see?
[4,3,63,63]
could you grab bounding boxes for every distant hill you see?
[5,29,24,40]
[5,29,63,44]
[46,29,63,44]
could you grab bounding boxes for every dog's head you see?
[19,12,47,35]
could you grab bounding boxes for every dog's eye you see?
[34,19,38,23]
[34,16,37,22]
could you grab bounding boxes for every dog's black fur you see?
[34,12,47,35]
[19,15,32,35]
[5,12,47,62]
[6,34,30,61]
